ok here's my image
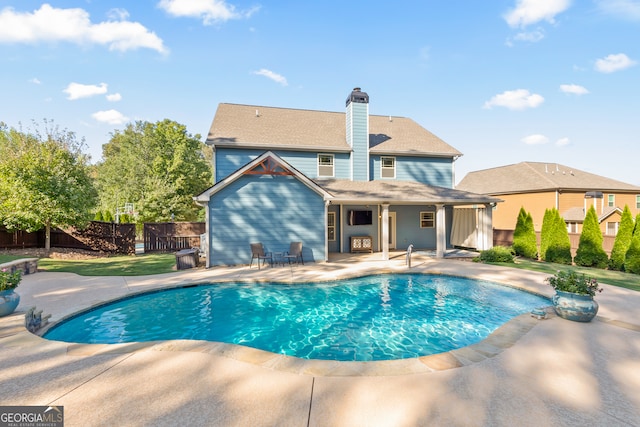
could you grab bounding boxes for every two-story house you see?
[457,162,640,235]
[195,88,500,267]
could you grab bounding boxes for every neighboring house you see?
[457,162,640,235]
[195,88,500,267]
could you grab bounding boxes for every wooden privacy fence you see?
[143,222,205,253]
[0,221,136,254]
[493,229,616,257]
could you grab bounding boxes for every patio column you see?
[436,204,446,258]
[482,204,494,250]
[381,203,389,260]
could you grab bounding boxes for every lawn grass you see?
[487,258,640,292]
[37,253,177,276]
[0,254,27,264]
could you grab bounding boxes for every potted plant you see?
[545,269,602,322]
[0,268,21,317]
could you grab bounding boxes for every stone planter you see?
[0,289,20,317]
[552,290,598,322]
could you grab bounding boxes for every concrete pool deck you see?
[2,254,640,426]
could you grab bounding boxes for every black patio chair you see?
[249,243,272,269]
[283,242,304,265]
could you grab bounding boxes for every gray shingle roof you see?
[207,103,462,157]
[314,178,500,205]
[457,162,640,195]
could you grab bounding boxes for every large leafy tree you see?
[0,121,97,250]
[574,205,608,268]
[96,119,212,222]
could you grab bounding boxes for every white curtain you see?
[450,208,477,248]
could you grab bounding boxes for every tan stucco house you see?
[457,162,640,235]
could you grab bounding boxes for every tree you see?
[574,206,608,268]
[539,208,554,261]
[96,119,212,222]
[609,205,634,271]
[0,121,97,251]
[545,209,573,265]
[513,207,538,259]
[625,214,640,274]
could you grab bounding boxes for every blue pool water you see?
[44,274,549,361]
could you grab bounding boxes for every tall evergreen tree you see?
[609,205,634,271]
[539,208,553,261]
[574,205,608,268]
[545,209,573,265]
[513,207,537,259]
[624,214,640,274]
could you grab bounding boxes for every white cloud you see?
[29,77,41,84]
[483,89,544,110]
[556,137,570,146]
[512,29,545,42]
[106,93,122,102]
[522,134,549,145]
[560,84,589,95]
[0,4,167,54]
[594,53,637,73]
[63,82,108,100]
[158,0,259,25]
[92,109,129,125]
[595,0,640,21]
[252,69,288,86]
[504,0,572,28]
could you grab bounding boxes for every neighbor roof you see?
[314,178,500,205]
[457,162,640,195]
[206,103,462,157]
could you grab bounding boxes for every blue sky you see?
[1,1,638,185]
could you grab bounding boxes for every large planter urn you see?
[0,289,20,317]
[552,290,598,322]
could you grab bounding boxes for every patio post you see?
[436,204,446,258]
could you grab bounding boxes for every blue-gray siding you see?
[207,174,325,265]
[215,148,351,182]
[347,102,369,181]
[370,156,454,187]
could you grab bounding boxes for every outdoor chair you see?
[249,243,272,269]
[283,241,304,265]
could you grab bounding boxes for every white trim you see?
[380,156,396,179]
[419,211,435,228]
[317,153,335,178]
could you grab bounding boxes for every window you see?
[420,211,435,228]
[567,222,578,233]
[636,195,640,209]
[318,154,334,177]
[608,194,615,207]
[381,156,396,178]
[606,222,619,235]
[327,212,336,241]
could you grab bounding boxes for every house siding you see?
[207,174,325,265]
[215,148,351,182]
[490,192,556,231]
[371,155,453,186]
[347,102,369,181]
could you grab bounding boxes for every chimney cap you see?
[346,87,369,106]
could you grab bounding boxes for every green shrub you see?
[94,211,104,221]
[513,207,538,259]
[545,209,572,265]
[476,246,515,263]
[574,206,608,269]
[609,205,634,271]
[103,210,114,223]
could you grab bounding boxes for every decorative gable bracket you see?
[243,156,293,176]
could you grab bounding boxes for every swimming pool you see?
[43,274,549,361]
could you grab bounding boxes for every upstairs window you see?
[420,211,435,228]
[608,194,615,207]
[318,154,334,177]
[606,221,619,235]
[636,195,640,209]
[381,156,396,178]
